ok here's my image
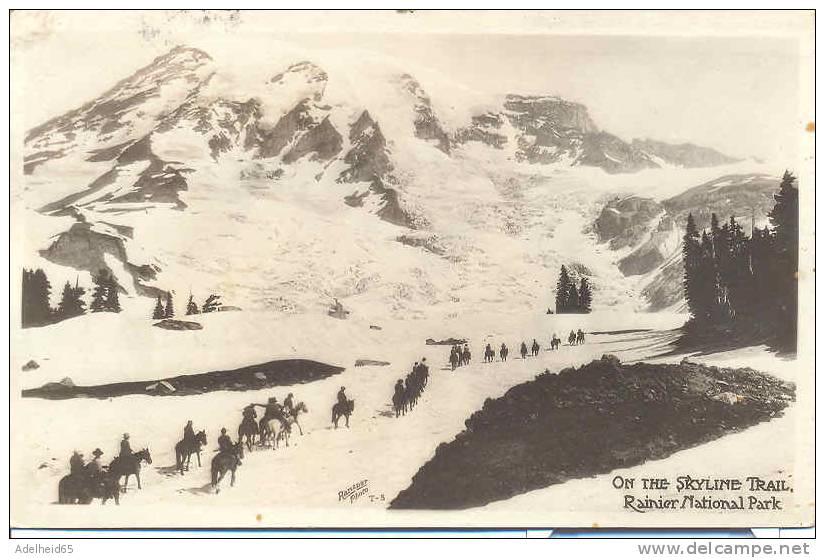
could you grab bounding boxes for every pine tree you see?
[56,279,86,321]
[186,294,199,315]
[768,170,799,347]
[567,283,579,313]
[682,213,702,321]
[91,269,121,313]
[555,266,572,313]
[202,294,222,313]
[164,291,174,319]
[152,296,165,319]
[90,269,109,313]
[21,268,53,327]
[579,277,592,313]
[105,272,121,312]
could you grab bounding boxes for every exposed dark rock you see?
[282,116,343,163]
[396,233,447,256]
[594,196,664,249]
[39,220,162,298]
[632,138,741,168]
[391,357,795,509]
[22,359,345,400]
[454,113,508,149]
[425,337,467,346]
[354,359,391,367]
[21,360,40,371]
[153,319,203,331]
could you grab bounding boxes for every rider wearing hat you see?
[283,393,295,415]
[183,420,195,446]
[86,448,104,479]
[119,433,132,460]
[337,386,348,406]
[217,428,233,454]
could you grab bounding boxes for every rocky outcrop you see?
[400,74,451,154]
[632,139,741,168]
[39,219,162,298]
[594,196,664,249]
[454,113,508,149]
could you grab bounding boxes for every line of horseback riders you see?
[449,344,471,370]
[475,329,587,364]
[392,358,430,417]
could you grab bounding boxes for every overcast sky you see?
[12,10,813,162]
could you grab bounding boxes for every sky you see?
[11,10,814,162]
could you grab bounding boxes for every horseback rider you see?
[337,386,348,406]
[520,341,528,356]
[69,451,85,476]
[242,403,257,423]
[183,420,195,446]
[85,448,104,480]
[119,433,132,460]
[283,393,295,416]
[394,379,405,399]
[217,428,233,454]
[257,396,289,432]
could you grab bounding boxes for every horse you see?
[576,330,586,344]
[568,331,577,346]
[284,401,309,436]
[392,389,406,418]
[531,340,540,356]
[58,471,120,505]
[520,343,528,359]
[550,337,560,350]
[238,417,258,452]
[462,348,471,366]
[500,345,508,361]
[484,345,495,363]
[211,441,244,494]
[264,418,292,449]
[175,430,207,475]
[332,399,355,429]
[109,448,152,492]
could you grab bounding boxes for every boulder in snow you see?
[21,360,40,371]
[154,319,203,331]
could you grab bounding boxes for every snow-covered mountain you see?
[17,45,746,318]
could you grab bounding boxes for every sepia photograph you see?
[7,9,815,538]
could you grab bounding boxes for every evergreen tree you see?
[555,266,572,313]
[90,269,109,313]
[186,294,199,315]
[682,213,702,320]
[105,273,121,312]
[56,279,86,321]
[567,283,579,312]
[91,269,121,313]
[152,296,165,319]
[579,277,592,313]
[21,268,53,327]
[202,294,222,313]
[164,291,174,319]
[768,170,799,346]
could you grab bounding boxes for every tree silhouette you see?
[186,293,199,315]
[164,291,174,319]
[152,296,165,319]
[555,266,572,313]
[56,279,86,321]
[21,268,53,327]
